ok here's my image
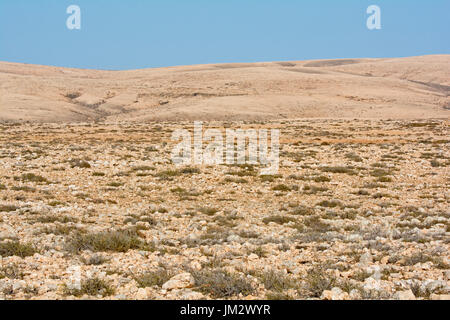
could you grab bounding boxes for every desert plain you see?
[0,55,449,300]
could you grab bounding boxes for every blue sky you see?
[0,0,449,70]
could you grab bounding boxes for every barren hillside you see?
[1,55,449,122]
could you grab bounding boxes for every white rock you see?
[162,273,195,290]
[0,225,17,240]
[12,280,26,292]
[248,253,259,261]
[349,289,361,300]
[45,283,58,291]
[190,261,202,271]
[430,294,450,300]
[179,290,205,300]
[135,288,149,300]
[346,234,363,242]
[367,266,382,280]
[321,287,349,300]
[444,270,450,281]
[424,280,448,292]
[363,277,381,291]
[359,252,372,266]
[393,289,416,300]
[227,235,241,242]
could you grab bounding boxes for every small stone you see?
[248,253,259,261]
[363,277,381,291]
[136,288,148,300]
[0,225,17,240]
[444,271,450,281]
[349,289,361,300]
[179,290,205,300]
[162,273,195,290]
[346,234,363,242]
[321,290,333,300]
[380,256,389,265]
[190,261,202,271]
[368,266,382,280]
[138,251,148,257]
[430,294,450,301]
[359,252,372,266]
[12,280,26,292]
[45,283,58,291]
[321,287,349,300]
[424,280,448,292]
[393,290,416,300]
[227,234,240,243]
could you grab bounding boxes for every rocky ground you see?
[0,119,449,300]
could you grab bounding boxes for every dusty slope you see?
[0,55,449,122]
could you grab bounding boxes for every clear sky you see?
[0,0,448,70]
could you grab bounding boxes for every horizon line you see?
[1,53,449,72]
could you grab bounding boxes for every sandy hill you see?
[0,55,449,122]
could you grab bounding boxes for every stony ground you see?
[0,119,449,300]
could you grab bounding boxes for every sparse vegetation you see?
[0,205,18,212]
[134,269,172,288]
[66,229,152,253]
[63,277,115,297]
[272,184,291,192]
[0,264,24,280]
[302,266,337,297]
[69,159,91,168]
[198,207,219,216]
[191,269,255,298]
[20,173,48,183]
[258,270,298,292]
[0,241,37,258]
[263,215,296,225]
[0,118,448,300]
